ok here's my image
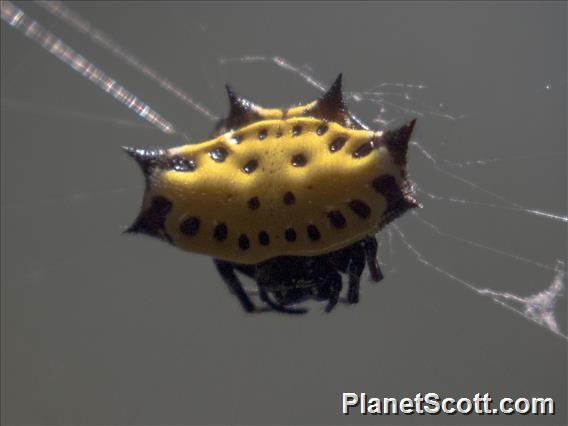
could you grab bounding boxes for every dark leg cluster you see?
[213,236,384,314]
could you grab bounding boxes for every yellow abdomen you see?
[137,117,406,264]
[126,76,418,265]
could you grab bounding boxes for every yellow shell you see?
[127,78,418,264]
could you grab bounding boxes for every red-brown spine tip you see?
[308,73,349,124]
[122,146,166,176]
[224,84,259,130]
[383,118,417,166]
[320,73,344,109]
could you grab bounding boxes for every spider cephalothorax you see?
[125,74,419,314]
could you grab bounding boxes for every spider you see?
[125,74,419,314]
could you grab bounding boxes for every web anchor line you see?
[35,0,218,121]
[392,224,566,340]
[4,0,565,337]
[411,141,568,224]
[1,0,175,135]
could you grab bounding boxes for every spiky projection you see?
[125,74,419,313]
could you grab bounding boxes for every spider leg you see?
[346,244,365,304]
[213,259,255,313]
[363,236,384,283]
[230,263,260,295]
[233,263,256,279]
[324,271,342,312]
[259,289,307,315]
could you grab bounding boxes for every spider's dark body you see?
[215,236,384,314]
[126,74,419,314]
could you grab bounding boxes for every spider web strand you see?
[411,141,568,223]
[1,0,176,134]
[35,0,218,121]
[392,224,566,340]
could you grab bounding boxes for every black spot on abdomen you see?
[372,175,403,207]
[151,196,172,214]
[169,155,196,172]
[238,234,250,250]
[242,159,258,174]
[126,196,172,236]
[316,125,328,136]
[307,224,321,241]
[349,200,371,218]
[258,231,270,246]
[329,137,347,152]
[283,191,296,205]
[247,197,260,210]
[327,210,347,229]
[353,138,378,158]
[213,223,228,241]
[285,228,297,242]
[180,216,200,236]
[372,174,413,221]
[291,154,307,167]
[210,147,228,162]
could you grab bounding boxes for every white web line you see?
[392,224,566,340]
[1,0,176,134]
[410,211,558,272]
[3,2,565,338]
[413,182,568,223]
[220,55,567,336]
[219,55,329,92]
[1,98,155,131]
[410,141,568,223]
[438,151,565,168]
[354,90,466,122]
[219,55,567,224]
[35,0,218,122]
[219,55,466,126]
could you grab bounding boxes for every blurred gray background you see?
[1,1,566,425]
